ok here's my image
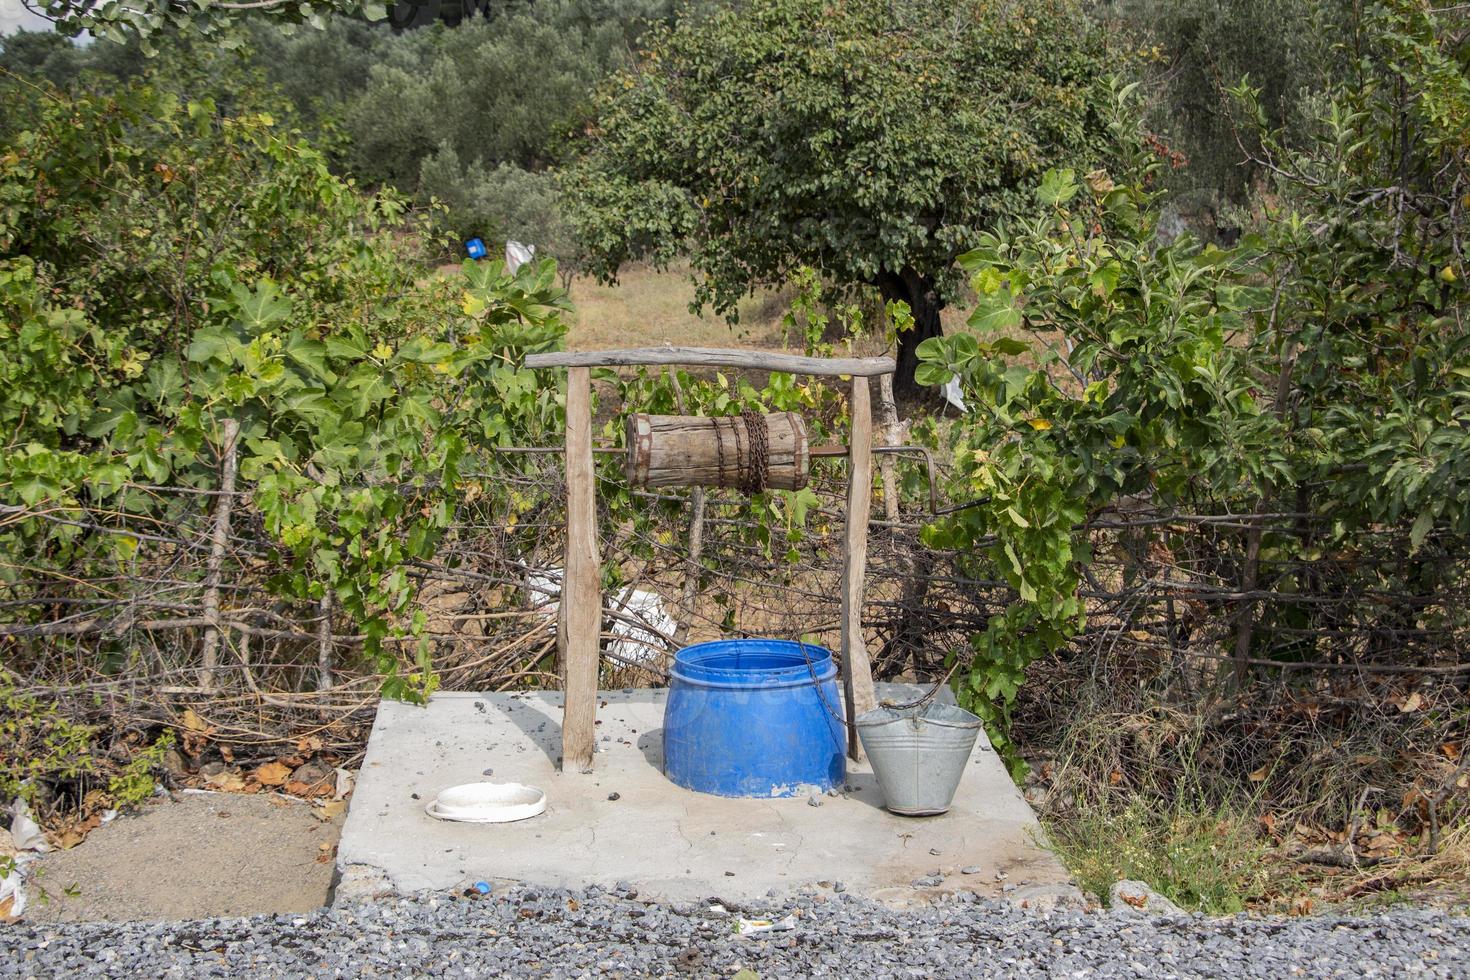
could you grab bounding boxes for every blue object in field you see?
[663,638,845,798]
[464,237,488,260]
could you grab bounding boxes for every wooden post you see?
[876,374,902,523]
[561,366,600,772]
[199,418,238,694]
[316,592,334,692]
[669,369,705,644]
[841,378,877,758]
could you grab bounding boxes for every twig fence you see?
[4,392,1468,775]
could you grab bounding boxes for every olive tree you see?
[567,0,1119,392]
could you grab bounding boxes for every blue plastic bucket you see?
[663,638,845,797]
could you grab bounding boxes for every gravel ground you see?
[3,886,1467,978]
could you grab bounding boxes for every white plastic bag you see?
[505,240,536,274]
[8,798,48,853]
[941,376,967,414]
[525,569,674,664]
[2,798,52,918]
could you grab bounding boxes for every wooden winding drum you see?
[625,412,810,491]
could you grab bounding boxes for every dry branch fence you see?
[4,441,1469,795]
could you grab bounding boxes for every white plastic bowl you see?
[425,782,547,823]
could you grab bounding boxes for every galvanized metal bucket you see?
[855,701,983,816]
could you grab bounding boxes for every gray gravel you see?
[3,886,1467,978]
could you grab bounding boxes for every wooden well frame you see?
[522,347,897,772]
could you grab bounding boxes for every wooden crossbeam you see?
[525,347,895,378]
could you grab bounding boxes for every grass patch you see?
[1029,690,1303,914]
[565,262,793,351]
[1024,680,1470,915]
[1045,796,1288,914]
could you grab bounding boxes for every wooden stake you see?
[841,378,877,758]
[199,418,238,694]
[668,369,705,644]
[876,373,902,523]
[316,591,334,692]
[561,366,600,772]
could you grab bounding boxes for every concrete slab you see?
[336,688,1072,906]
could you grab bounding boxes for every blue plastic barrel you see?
[663,638,845,797]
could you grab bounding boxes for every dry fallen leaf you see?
[312,800,346,822]
[254,762,291,787]
[205,769,248,793]
[1399,691,1423,713]
[181,709,208,732]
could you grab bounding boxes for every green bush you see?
[0,77,571,696]
[916,0,1469,769]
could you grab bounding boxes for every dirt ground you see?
[23,792,342,923]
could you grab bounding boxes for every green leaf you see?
[186,326,243,365]
[913,362,953,387]
[968,303,1022,333]
[325,334,369,359]
[231,280,293,331]
[1089,261,1120,298]
[285,333,337,384]
[1409,510,1434,552]
[915,336,948,362]
[398,337,457,364]
[1036,169,1079,206]
[972,266,1005,296]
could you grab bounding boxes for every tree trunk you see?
[875,268,944,397]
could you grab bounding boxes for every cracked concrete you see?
[336,689,1073,905]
